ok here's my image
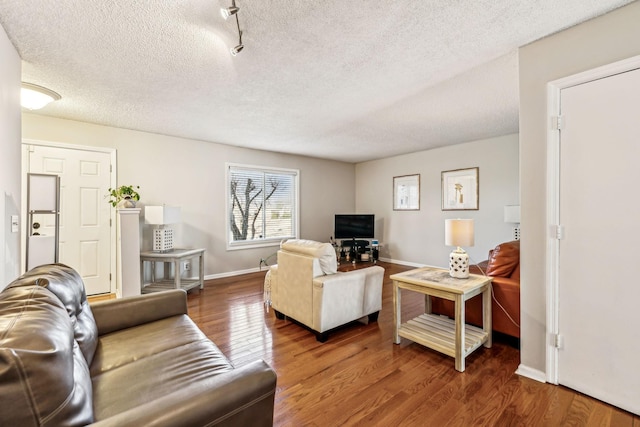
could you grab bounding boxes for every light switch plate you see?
[11,215,19,233]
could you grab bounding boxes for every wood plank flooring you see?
[186,261,639,426]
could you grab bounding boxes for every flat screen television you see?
[334,214,375,239]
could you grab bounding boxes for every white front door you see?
[27,144,113,295]
[557,67,640,415]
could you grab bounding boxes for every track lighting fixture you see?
[220,6,239,20]
[231,43,244,56]
[221,1,244,56]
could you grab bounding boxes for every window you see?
[226,163,299,249]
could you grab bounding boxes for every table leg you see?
[424,294,432,314]
[454,294,465,372]
[199,253,204,289]
[483,284,492,348]
[163,262,170,282]
[175,260,181,289]
[393,281,401,344]
[151,261,157,283]
[140,259,144,293]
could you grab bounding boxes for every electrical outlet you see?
[184,261,191,271]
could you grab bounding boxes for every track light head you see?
[220,6,239,19]
[230,44,244,56]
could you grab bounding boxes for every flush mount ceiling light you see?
[21,82,61,110]
[221,0,244,56]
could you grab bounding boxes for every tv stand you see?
[337,239,379,263]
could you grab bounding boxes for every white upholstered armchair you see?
[268,239,384,342]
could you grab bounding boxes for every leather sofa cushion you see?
[281,239,337,275]
[91,314,234,420]
[7,263,98,365]
[0,286,94,426]
[485,240,520,278]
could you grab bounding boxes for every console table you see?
[140,248,205,294]
[390,267,492,372]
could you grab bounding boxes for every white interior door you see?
[28,144,113,295]
[558,67,640,415]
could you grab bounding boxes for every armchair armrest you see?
[89,360,277,427]
[90,290,188,336]
[313,268,365,286]
[313,266,384,287]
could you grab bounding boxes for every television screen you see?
[334,214,375,239]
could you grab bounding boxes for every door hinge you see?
[555,225,564,240]
[109,273,112,282]
[553,333,564,349]
[551,115,564,130]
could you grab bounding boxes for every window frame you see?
[225,163,300,251]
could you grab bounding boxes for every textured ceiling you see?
[0,0,634,163]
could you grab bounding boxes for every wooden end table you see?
[390,267,492,372]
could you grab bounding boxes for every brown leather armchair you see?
[431,240,520,339]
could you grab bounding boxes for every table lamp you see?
[445,219,474,278]
[145,206,181,252]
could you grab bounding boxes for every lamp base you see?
[153,227,174,252]
[449,248,469,278]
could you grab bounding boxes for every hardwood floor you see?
[186,261,638,426]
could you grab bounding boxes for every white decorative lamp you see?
[145,206,181,252]
[445,219,474,278]
[504,205,521,240]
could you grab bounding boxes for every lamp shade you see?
[504,205,521,223]
[445,219,474,247]
[145,206,181,225]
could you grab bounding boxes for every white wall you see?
[519,1,640,374]
[0,24,22,288]
[22,114,355,276]
[356,134,519,268]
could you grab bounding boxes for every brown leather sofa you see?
[431,240,520,339]
[0,263,277,426]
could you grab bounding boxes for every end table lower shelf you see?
[399,313,489,359]
[141,279,203,293]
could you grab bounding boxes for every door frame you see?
[545,54,640,384]
[21,139,117,295]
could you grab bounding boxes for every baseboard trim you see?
[515,364,547,383]
[205,258,438,281]
[378,257,430,268]
[204,266,269,281]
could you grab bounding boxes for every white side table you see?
[140,248,205,293]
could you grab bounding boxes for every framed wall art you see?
[441,167,479,210]
[393,174,420,210]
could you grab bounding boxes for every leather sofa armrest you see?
[489,276,519,291]
[89,359,277,427]
[91,290,188,336]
